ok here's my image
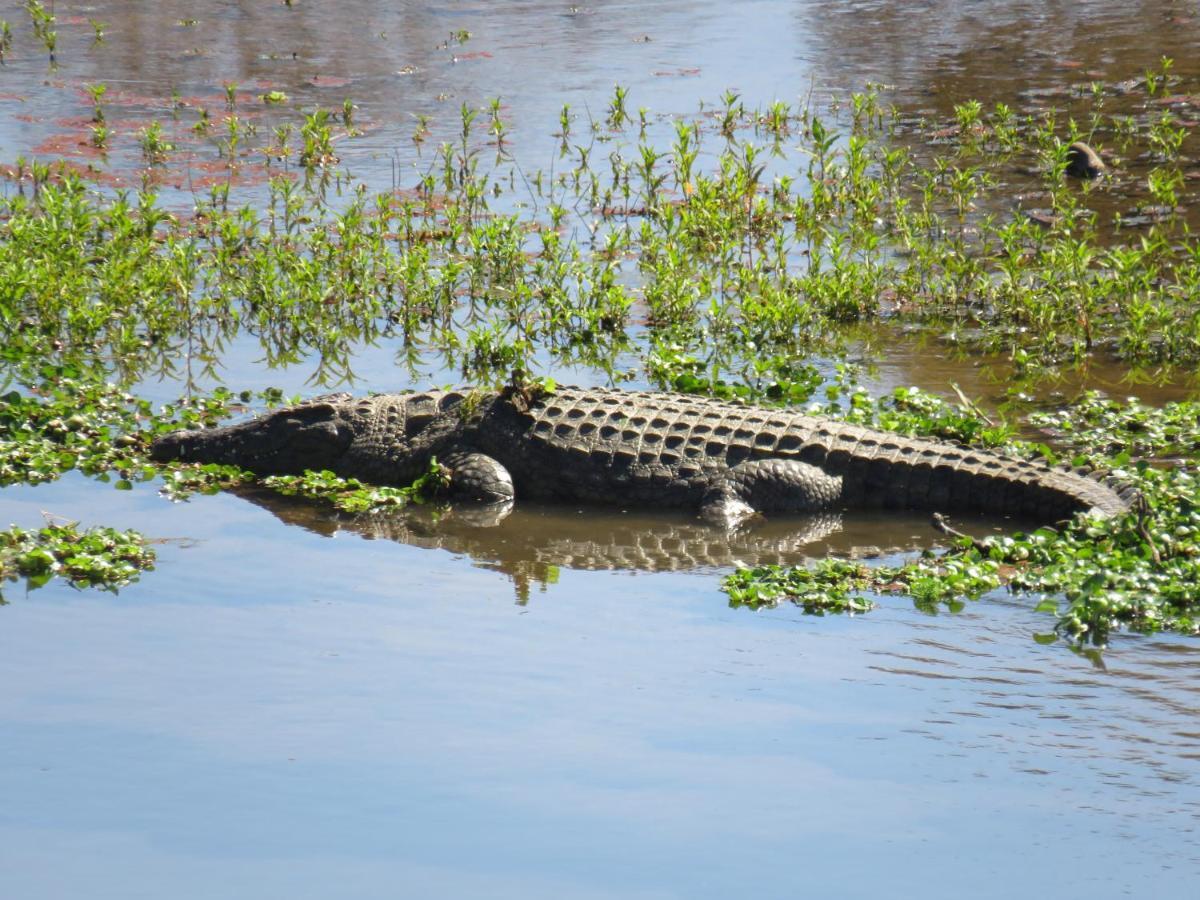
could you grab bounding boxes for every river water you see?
[1,2,1199,898]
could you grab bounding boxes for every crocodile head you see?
[150,397,358,475]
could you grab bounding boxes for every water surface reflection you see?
[233,484,1023,602]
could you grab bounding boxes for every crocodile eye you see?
[292,421,339,445]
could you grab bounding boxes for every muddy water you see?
[3,3,1200,898]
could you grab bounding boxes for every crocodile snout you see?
[150,430,196,462]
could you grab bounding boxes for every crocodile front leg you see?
[394,402,514,503]
[440,450,515,503]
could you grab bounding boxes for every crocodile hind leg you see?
[733,458,843,511]
[701,458,843,525]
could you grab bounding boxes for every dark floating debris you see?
[1065,141,1106,179]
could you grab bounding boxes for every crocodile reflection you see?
[232,487,999,602]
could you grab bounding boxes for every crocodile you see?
[150,385,1137,524]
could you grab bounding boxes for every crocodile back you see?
[494,387,1135,519]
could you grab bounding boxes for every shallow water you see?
[3,2,1200,898]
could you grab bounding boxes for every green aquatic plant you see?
[193,106,211,135]
[85,82,106,122]
[25,0,55,61]
[138,121,174,166]
[159,462,254,500]
[89,123,110,149]
[0,361,289,489]
[298,107,336,168]
[726,559,876,615]
[1143,55,1174,97]
[488,97,507,147]
[261,460,450,514]
[608,84,631,130]
[726,554,1002,617]
[0,520,155,597]
[0,378,155,488]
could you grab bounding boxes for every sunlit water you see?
[3,2,1200,898]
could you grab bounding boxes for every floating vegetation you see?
[260,461,450,514]
[0,359,452,593]
[0,360,283,488]
[158,462,253,501]
[725,559,878,615]
[0,520,155,598]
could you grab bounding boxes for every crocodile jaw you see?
[151,401,356,475]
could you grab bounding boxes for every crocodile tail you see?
[793,423,1136,520]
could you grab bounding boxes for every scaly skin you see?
[151,386,1137,522]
